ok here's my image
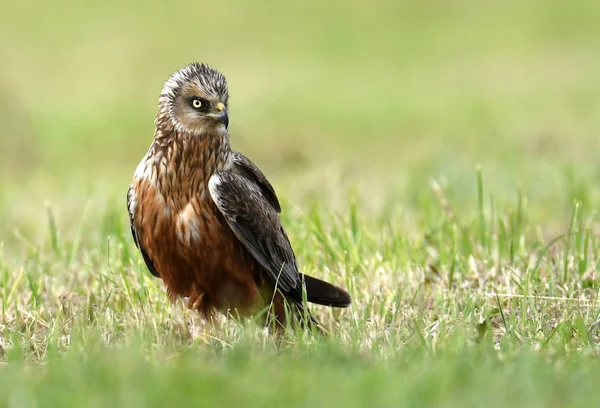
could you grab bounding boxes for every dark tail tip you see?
[301,274,352,308]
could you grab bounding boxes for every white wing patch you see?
[208,174,236,223]
[127,185,138,219]
[208,174,223,207]
[127,185,141,248]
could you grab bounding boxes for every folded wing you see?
[208,167,303,301]
[127,185,161,278]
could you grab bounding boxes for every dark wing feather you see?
[127,186,161,278]
[208,172,301,298]
[232,151,281,213]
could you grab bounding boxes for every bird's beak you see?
[214,102,229,129]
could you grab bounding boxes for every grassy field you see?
[2,0,600,406]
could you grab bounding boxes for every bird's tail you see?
[300,273,352,308]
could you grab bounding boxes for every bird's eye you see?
[191,99,202,109]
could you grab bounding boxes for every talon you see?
[187,292,205,310]
[187,293,198,309]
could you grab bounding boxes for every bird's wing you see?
[231,151,281,213]
[127,185,161,278]
[208,172,300,295]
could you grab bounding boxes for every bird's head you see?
[159,62,229,136]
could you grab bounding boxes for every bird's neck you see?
[144,126,233,203]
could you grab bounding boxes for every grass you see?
[2,0,600,406]
[4,346,600,407]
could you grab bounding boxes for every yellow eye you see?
[192,99,202,109]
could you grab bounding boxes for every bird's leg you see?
[192,292,204,310]
[187,289,205,310]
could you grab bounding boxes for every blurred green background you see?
[1,0,600,249]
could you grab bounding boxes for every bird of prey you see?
[127,62,351,331]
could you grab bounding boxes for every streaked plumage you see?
[127,63,351,331]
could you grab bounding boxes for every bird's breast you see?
[174,195,213,246]
[131,136,239,266]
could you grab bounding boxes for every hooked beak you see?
[214,102,229,129]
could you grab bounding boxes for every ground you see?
[2,0,600,406]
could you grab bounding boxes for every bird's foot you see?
[187,291,205,310]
